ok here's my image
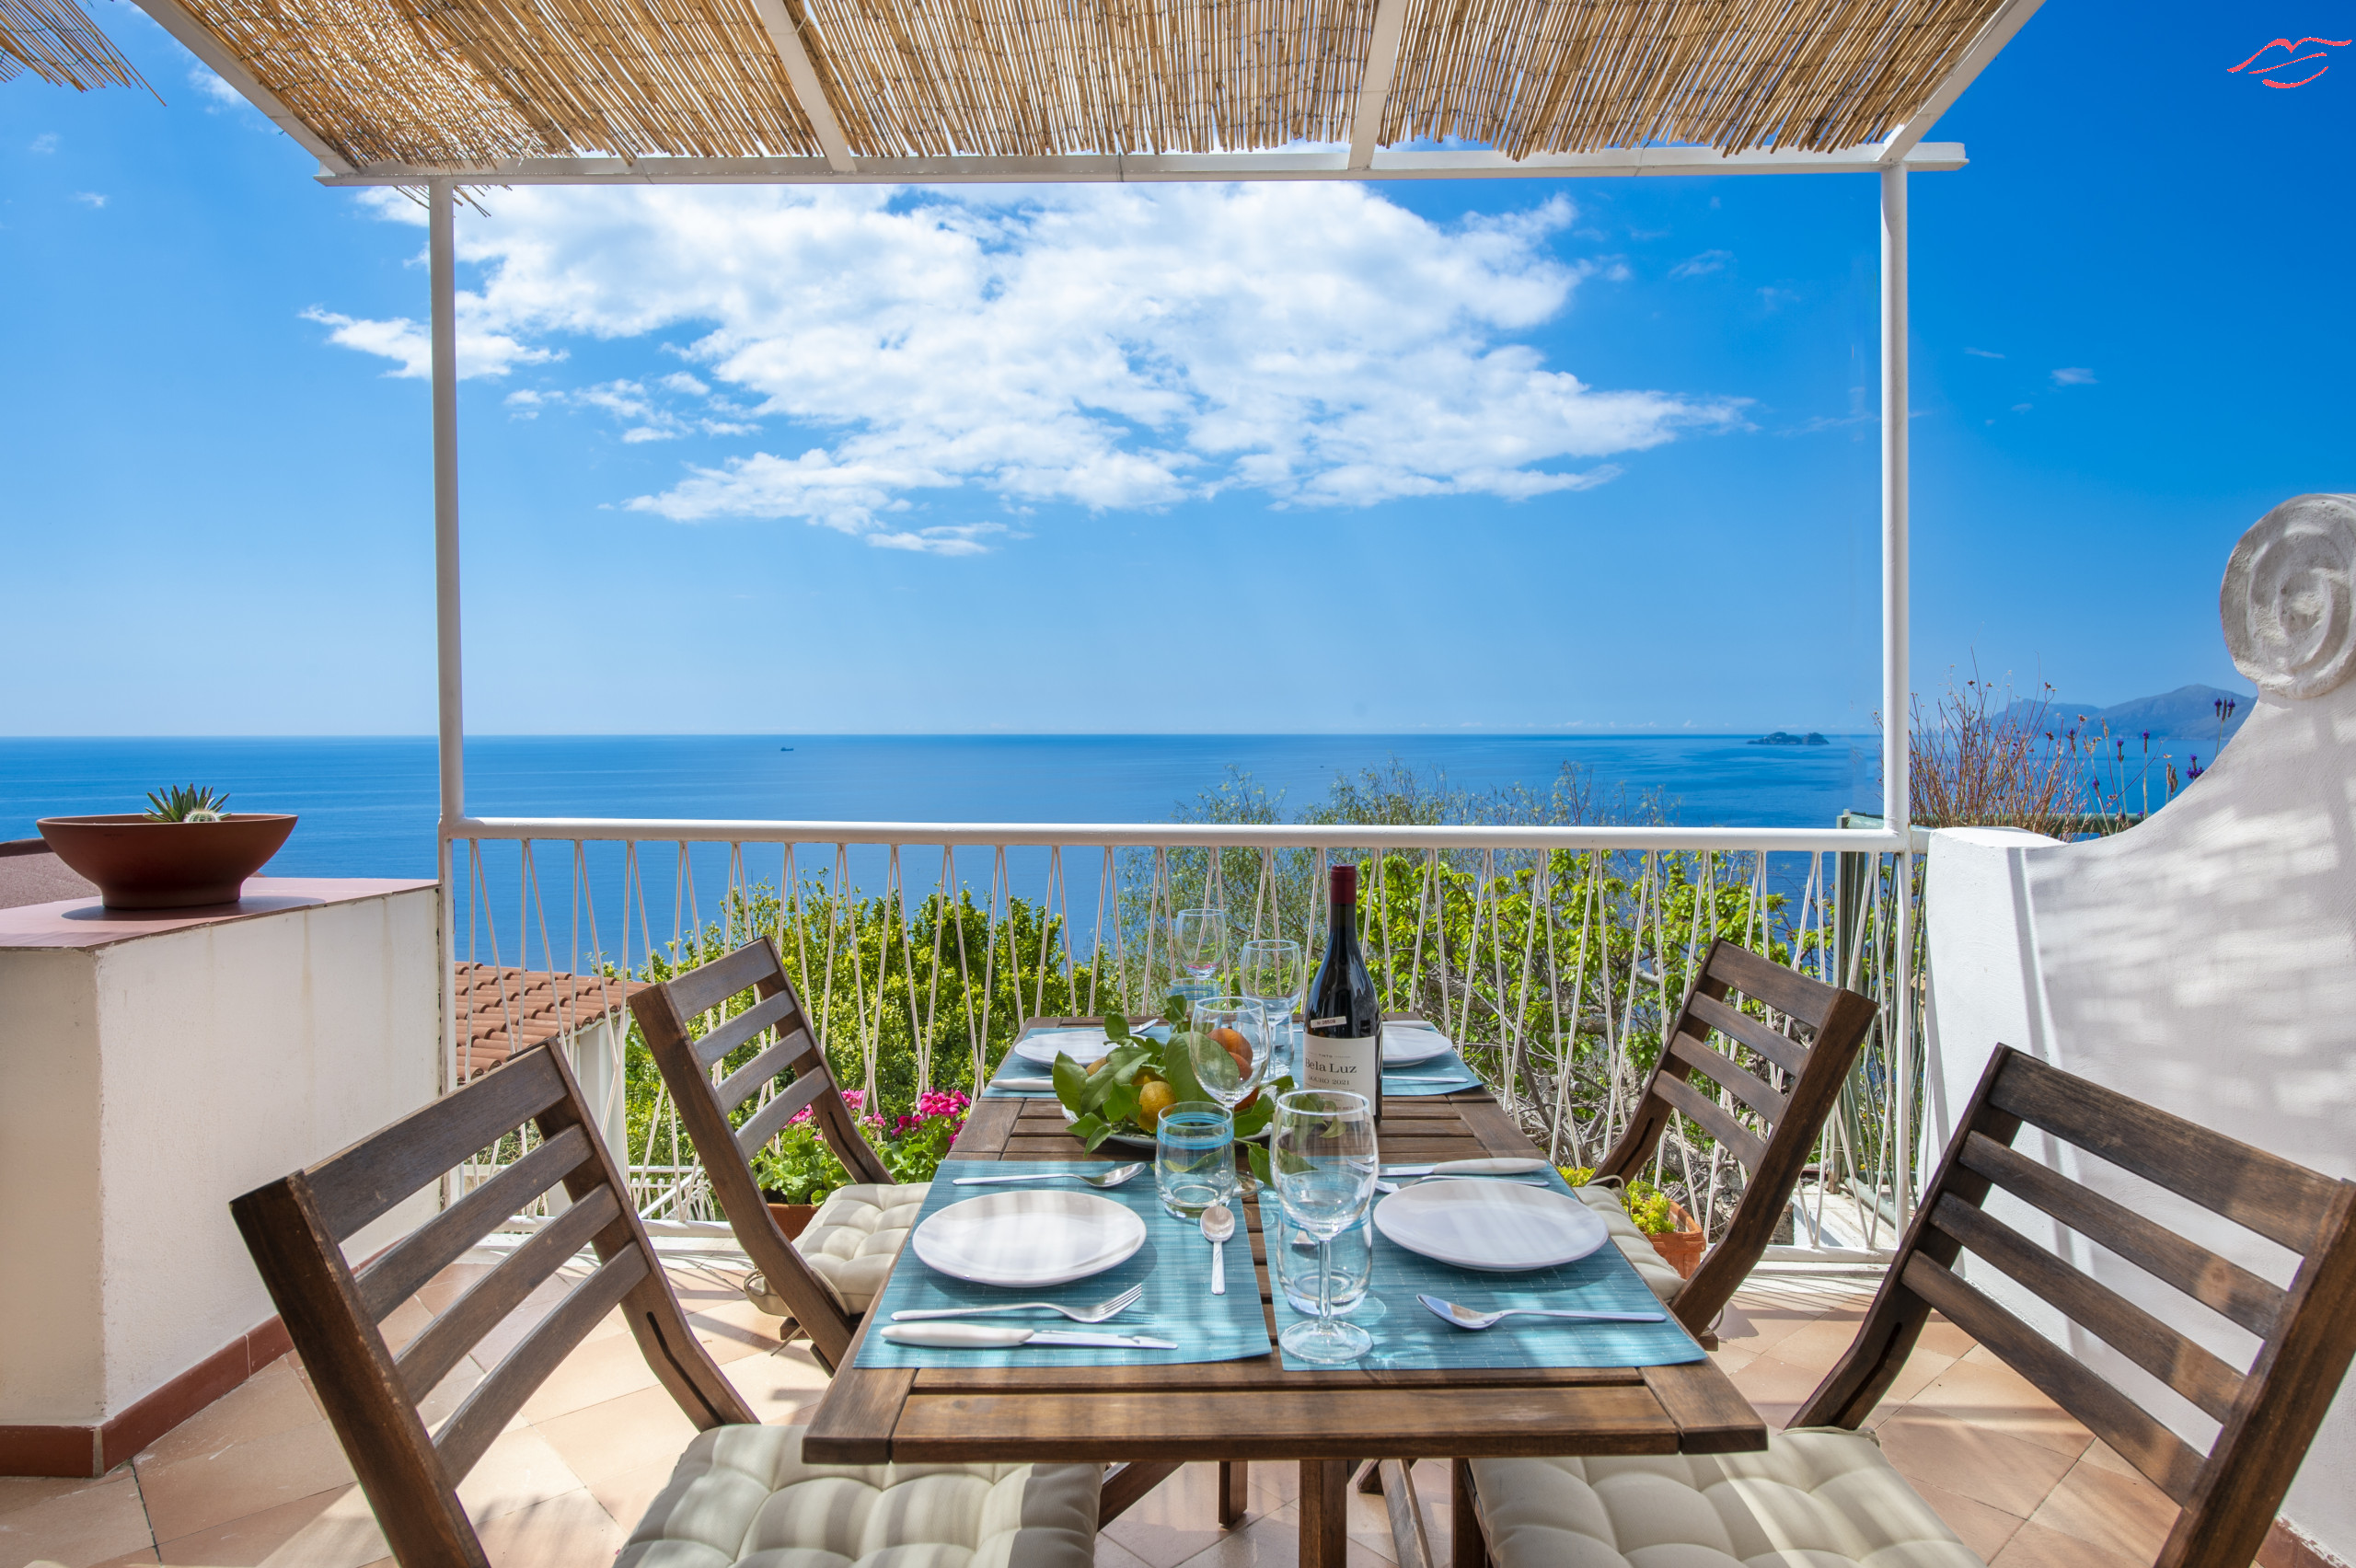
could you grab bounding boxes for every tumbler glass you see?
[1154,1101,1234,1219]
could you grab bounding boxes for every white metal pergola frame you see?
[134,0,2047,1226]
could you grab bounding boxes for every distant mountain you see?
[2003,683,2253,744]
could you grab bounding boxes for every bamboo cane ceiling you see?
[149,0,2012,170]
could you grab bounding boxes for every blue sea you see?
[0,734,1878,877]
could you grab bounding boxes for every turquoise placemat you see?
[852,1159,1275,1369]
[1268,1170,1706,1370]
[1382,1047,1483,1097]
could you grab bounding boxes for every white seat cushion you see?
[621,1424,1099,1568]
[1470,1429,1983,1568]
[794,1182,930,1313]
[1572,1182,1688,1305]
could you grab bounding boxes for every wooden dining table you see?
[802,1055,1766,1568]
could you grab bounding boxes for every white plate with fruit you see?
[1049,1004,1288,1152]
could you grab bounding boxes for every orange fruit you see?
[1211,1026,1253,1071]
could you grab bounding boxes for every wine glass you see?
[1172,906,1228,997]
[1184,996,1271,1113]
[1272,1089,1379,1362]
[1239,938,1304,1073]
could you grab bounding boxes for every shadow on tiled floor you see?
[0,1263,2177,1568]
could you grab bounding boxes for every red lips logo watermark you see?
[2228,36,2350,87]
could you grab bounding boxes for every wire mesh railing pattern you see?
[445,824,1923,1255]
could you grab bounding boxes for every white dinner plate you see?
[1372,1180,1609,1272]
[911,1190,1147,1288]
[1015,1029,1114,1066]
[1381,1023,1455,1066]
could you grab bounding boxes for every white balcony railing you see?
[443,818,1923,1262]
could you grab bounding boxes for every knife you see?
[1380,1158,1552,1178]
[994,1078,1057,1092]
[882,1322,1177,1350]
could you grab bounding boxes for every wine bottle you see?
[1301,862,1381,1119]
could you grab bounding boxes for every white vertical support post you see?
[1880,164,1915,1226]
[431,176,465,1115]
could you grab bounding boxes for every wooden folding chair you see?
[1582,938,1876,1337]
[1454,1044,2356,1568]
[628,937,922,1374]
[230,1040,1106,1568]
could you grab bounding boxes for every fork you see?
[891,1284,1145,1324]
[1417,1293,1665,1329]
[952,1163,1147,1189]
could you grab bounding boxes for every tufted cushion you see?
[620,1424,1100,1568]
[1573,1182,1688,1305]
[791,1183,930,1313]
[1470,1429,1982,1568]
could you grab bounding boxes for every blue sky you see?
[4,1,2350,736]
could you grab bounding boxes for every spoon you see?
[952,1163,1146,1189]
[1200,1201,1236,1295]
[1417,1293,1666,1330]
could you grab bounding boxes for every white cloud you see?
[301,306,559,379]
[188,65,247,109]
[322,184,1742,551]
[2050,366,2096,386]
[1669,249,1732,279]
[70,191,106,208]
[1963,347,2004,359]
[29,133,57,154]
[2012,402,2034,412]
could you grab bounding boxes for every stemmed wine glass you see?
[1272,1089,1379,1362]
[1172,906,1228,996]
[1238,938,1304,1075]
[1184,996,1271,1113]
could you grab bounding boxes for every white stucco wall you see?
[1922,494,2356,1555]
[0,883,441,1426]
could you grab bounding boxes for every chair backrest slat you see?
[308,1048,566,1240]
[433,1244,651,1481]
[232,1042,754,1568]
[1597,939,1875,1337]
[1686,992,1810,1076]
[1902,1251,2210,1505]
[1928,1192,2246,1424]
[357,1123,593,1321]
[666,940,786,1018]
[629,938,895,1370]
[696,989,802,1070]
[1988,1055,2339,1253]
[1959,1130,2285,1340]
[1796,1045,2356,1568]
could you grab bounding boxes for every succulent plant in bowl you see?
[40,787,297,910]
[144,784,234,824]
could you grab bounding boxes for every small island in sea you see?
[1750,732,1831,746]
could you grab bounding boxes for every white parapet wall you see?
[1923,493,2356,1559]
[0,877,440,1469]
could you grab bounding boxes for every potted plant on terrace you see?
[38,785,297,910]
[1563,1166,1709,1278]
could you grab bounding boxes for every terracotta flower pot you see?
[37,814,297,910]
[766,1202,817,1240]
[1647,1200,1707,1279]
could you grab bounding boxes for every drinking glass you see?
[1271,1205,1372,1318]
[1238,938,1304,1074]
[1154,1101,1234,1219]
[1172,907,1228,995]
[1271,1089,1379,1361]
[1184,996,1270,1113]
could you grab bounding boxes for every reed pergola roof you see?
[99,0,2036,185]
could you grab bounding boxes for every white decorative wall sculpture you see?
[1923,494,2356,1561]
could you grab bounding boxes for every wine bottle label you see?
[1302,1031,1379,1097]
[1309,1015,1348,1029]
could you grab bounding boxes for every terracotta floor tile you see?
[252,1484,387,1568]
[1105,1463,1251,1568]
[1763,1314,1870,1379]
[1099,1535,1160,1568]
[135,1360,322,1471]
[1168,1502,1395,1568]
[376,1297,433,1356]
[1915,1313,1975,1360]
[514,1327,664,1424]
[453,1426,589,1524]
[583,1457,678,1540]
[1708,1344,1760,1378]
[1724,1352,1830,1430]
[2025,1457,2177,1564]
[410,1262,499,1317]
[132,1419,354,1543]
[1876,1412,2080,1520]
[474,1487,627,1568]
[1903,1476,2027,1562]
[707,1344,834,1425]
[1910,1355,2093,1460]
[532,1383,699,1490]
[0,1468,154,1568]
[467,1275,580,1368]
[151,1485,354,1566]
[85,1549,159,1568]
[1988,1518,2146,1568]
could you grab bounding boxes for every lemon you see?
[1136,1079,1177,1129]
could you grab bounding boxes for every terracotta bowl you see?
[37,814,298,910]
